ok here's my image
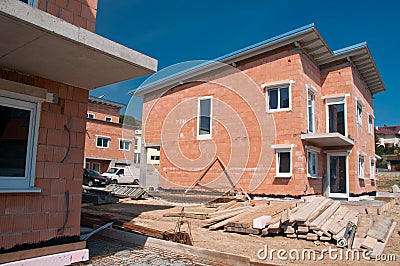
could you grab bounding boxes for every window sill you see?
[0,187,41,193]
[197,135,212,141]
[358,176,368,180]
[274,174,292,178]
[307,174,322,179]
[96,146,110,149]
[266,108,292,113]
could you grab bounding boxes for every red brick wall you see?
[142,48,377,197]
[85,119,136,166]
[0,69,87,250]
[87,101,121,123]
[38,0,98,32]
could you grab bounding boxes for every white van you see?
[102,166,139,184]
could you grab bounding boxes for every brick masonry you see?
[0,68,88,250]
[142,47,376,197]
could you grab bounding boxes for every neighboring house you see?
[0,0,156,260]
[84,97,136,173]
[376,125,400,148]
[376,126,400,171]
[133,129,160,166]
[135,24,384,199]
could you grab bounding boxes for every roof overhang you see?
[0,0,157,90]
[89,97,125,108]
[301,133,354,147]
[134,23,384,97]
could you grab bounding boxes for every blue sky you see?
[92,0,398,126]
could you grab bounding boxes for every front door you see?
[327,153,348,198]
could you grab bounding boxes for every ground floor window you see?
[0,96,39,189]
[370,160,375,179]
[92,162,100,172]
[275,148,291,177]
[134,153,141,164]
[85,162,90,169]
[358,155,365,178]
[307,150,318,177]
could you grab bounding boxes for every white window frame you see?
[370,158,375,180]
[325,96,348,136]
[356,99,363,126]
[265,82,293,113]
[119,139,131,151]
[96,136,110,148]
[197,96,213,140]
[306,147,320,178]
[134,138,139,150]
[358,154,365,179]
[0,95,41,191]
[105,116,112,122]
[275,148,292,178]
[307,86,316,133]
[87,113,95,119]
[368,115,373,135]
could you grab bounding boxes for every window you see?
[307,90,315,133]
[197,97,212,139]
[116,169,124,175]
[307,151,318,177]
[92,163,100,172]
[19,0,38,7]
[134,153,141,164]
[0,96,40,190]
[85,162,90,169]
[87,113,95,119]
[368,115,373,135]
[358,155,365,178]
[105,116,112,122]
[96,136,110,148]
[370,160,375,180]
[151,155,160,161]
[327,97,346,136]
[119,139,131,151]
[356,101,363,126]
[275,149,291,177]
[267,86,290,111]
[134,138,139,150]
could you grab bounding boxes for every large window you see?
[119,139,131,151]
[96,136,110,148]
[368,115,373,135]
[267,86,290,111]
[276,149,291,177]
[327,98,346,136]
[307,150,318,178]
[307,90,315,133]
[0,96,39,189]
[198,97,212,139]
[358,155,365,178]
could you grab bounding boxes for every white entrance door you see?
[327,153,349,198]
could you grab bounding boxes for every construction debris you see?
[105,184,146,199]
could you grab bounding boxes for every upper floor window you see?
[307,90,315,133]
[326,96,346,136]
[358,155,365,178]
[119,139,131,151]
[105,116,112,122]
[356,101,363,126]
[368,115,373,135]
[151,155,160,161]
[197,97,212,140]
[96,136,110,148]
[134,138,139,150]
[0,96,40,190]
[87,113,95,119]
[267,86,290,111]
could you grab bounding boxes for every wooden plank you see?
[354,214,372,238]
[0,241,86,264]
[208,206,248,217]
[329,209,358,235]
[289,197,325,222]
[305,199,333,225]
[361,236,378,250]
[324,207,351,235]
[202,209,245,227]
[319,236,331,241]
[366,216,394,242]
[306,233,318,241]
[123,222,164,239]
[296,226,309,233]
[216,200,239,212]
[308,201,340,229]
[370,221,397,258]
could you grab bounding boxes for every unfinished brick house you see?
[135,24,384,199]
[85,97,136,173]
[0,0,156,261]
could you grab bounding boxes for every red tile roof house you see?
[0,0,156,264]
[135,24,384,200]
[376,126,400,171]
[84,97,137,173]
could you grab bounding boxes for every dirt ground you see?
[83,196,400,266]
